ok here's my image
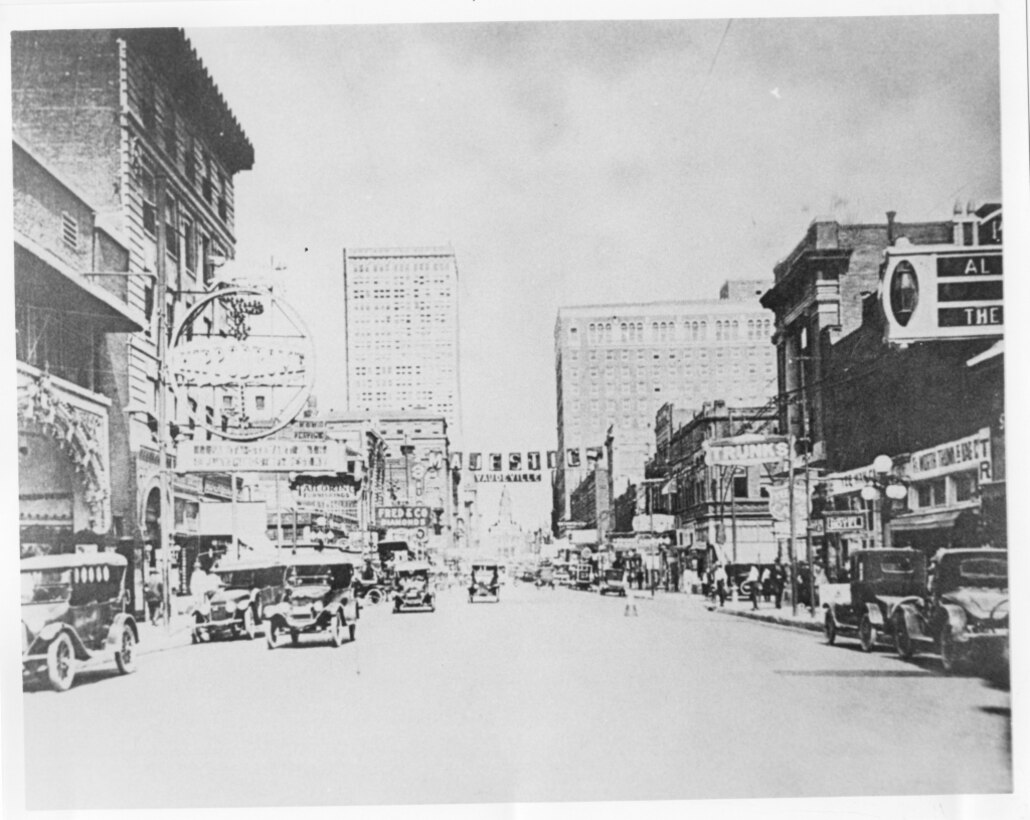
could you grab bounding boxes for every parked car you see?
[192,559,288,642]
[552,568,572,587]
[392,561,436,613]
[263,553,360,648]
[892,548,1008,674]
[468,561,501,603]
[21,552,139,691]
[823,548,927,651]
[598,568,629,597]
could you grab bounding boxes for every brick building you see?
[12,29,254,582]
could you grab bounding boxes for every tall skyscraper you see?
[552,280,776,525]
[343,246,462,441]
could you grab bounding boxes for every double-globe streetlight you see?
[859,454,908,549]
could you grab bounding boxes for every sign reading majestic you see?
[704,435,789,467]
[168,285,315,441]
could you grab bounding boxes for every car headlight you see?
[312,601,324,613]
[236,599,251,612]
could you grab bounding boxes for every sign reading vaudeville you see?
[177,441,345,472]
[473,473,543,483]
[704,435,789,467]
[375,506,433,527]
[168,286,316,441]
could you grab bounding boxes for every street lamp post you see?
[860,454,908,548]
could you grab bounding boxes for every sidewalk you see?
[705,593,825,633]
[134,595,196,656]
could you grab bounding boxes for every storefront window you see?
[953,472,978,503]
[916,478,947,508]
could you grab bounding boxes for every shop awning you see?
[15,236,145,333]
[890,509,962,532]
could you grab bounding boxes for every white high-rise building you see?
[343,246,462,441]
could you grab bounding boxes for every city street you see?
[22,583,1011,810]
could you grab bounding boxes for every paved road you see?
[21,583,1011,810]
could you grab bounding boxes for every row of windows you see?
[570,317,773,344]
[349,262,452,274]
[138,81,230,224]
[566,345,773,365]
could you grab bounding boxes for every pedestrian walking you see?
[759,566,771,602]
[746,564,760,610]
[713,563,728,607]
[771,558,787,609]
[144,569,163,625]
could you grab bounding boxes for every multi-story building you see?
[15,137,145,557]
[659,400,780,564]
[343,246,462,441]
[552,280,776,530]
[759,212,952,465]
[370,412,458,555]
[12,29,254,579]
[761,205,1005,570]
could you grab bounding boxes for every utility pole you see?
[799,356,815,616]
[154,173,173,629]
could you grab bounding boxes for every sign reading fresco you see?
[881,216,1003,344]
[177,441,346,472]
[704,435,790,467]
[168,286,316,441]
[376,506,433,527]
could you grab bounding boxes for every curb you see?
[713,606,825,633]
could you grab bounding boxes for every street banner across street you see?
[177,440,347,472]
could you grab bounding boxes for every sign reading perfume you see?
[168,286,315,441]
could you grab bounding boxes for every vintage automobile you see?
[468,562,501,603]
[21,552,139,692]
[263,552,360,648]
[392,561,436,613]
[822,548,927,651]
[192,559,288,643]
[598,568,629,597]
[552,568,572,587]
[892,548,1008,674]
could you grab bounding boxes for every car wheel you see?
[266,620,280,650]
[824,613,837,646]
[290,629,299,646]
[46,633,75,692]
[858,615,877,652]
[331,613,346,647]
[894,615,914,659]
[368,588,382,605]
[242,607,257,640]
[939,625,960,674]
[115,625,137,674]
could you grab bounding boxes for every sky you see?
[178,12,1002,528]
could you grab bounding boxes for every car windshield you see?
[217,570,254,588]
[605,570,623,581]
[879,558,916,575]
[21,569,72,604]
[958,558,1007,588]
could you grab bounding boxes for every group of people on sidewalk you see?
[701,558,789,610]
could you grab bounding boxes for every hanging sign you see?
[168,285,315,441]
[705,435,789,466]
